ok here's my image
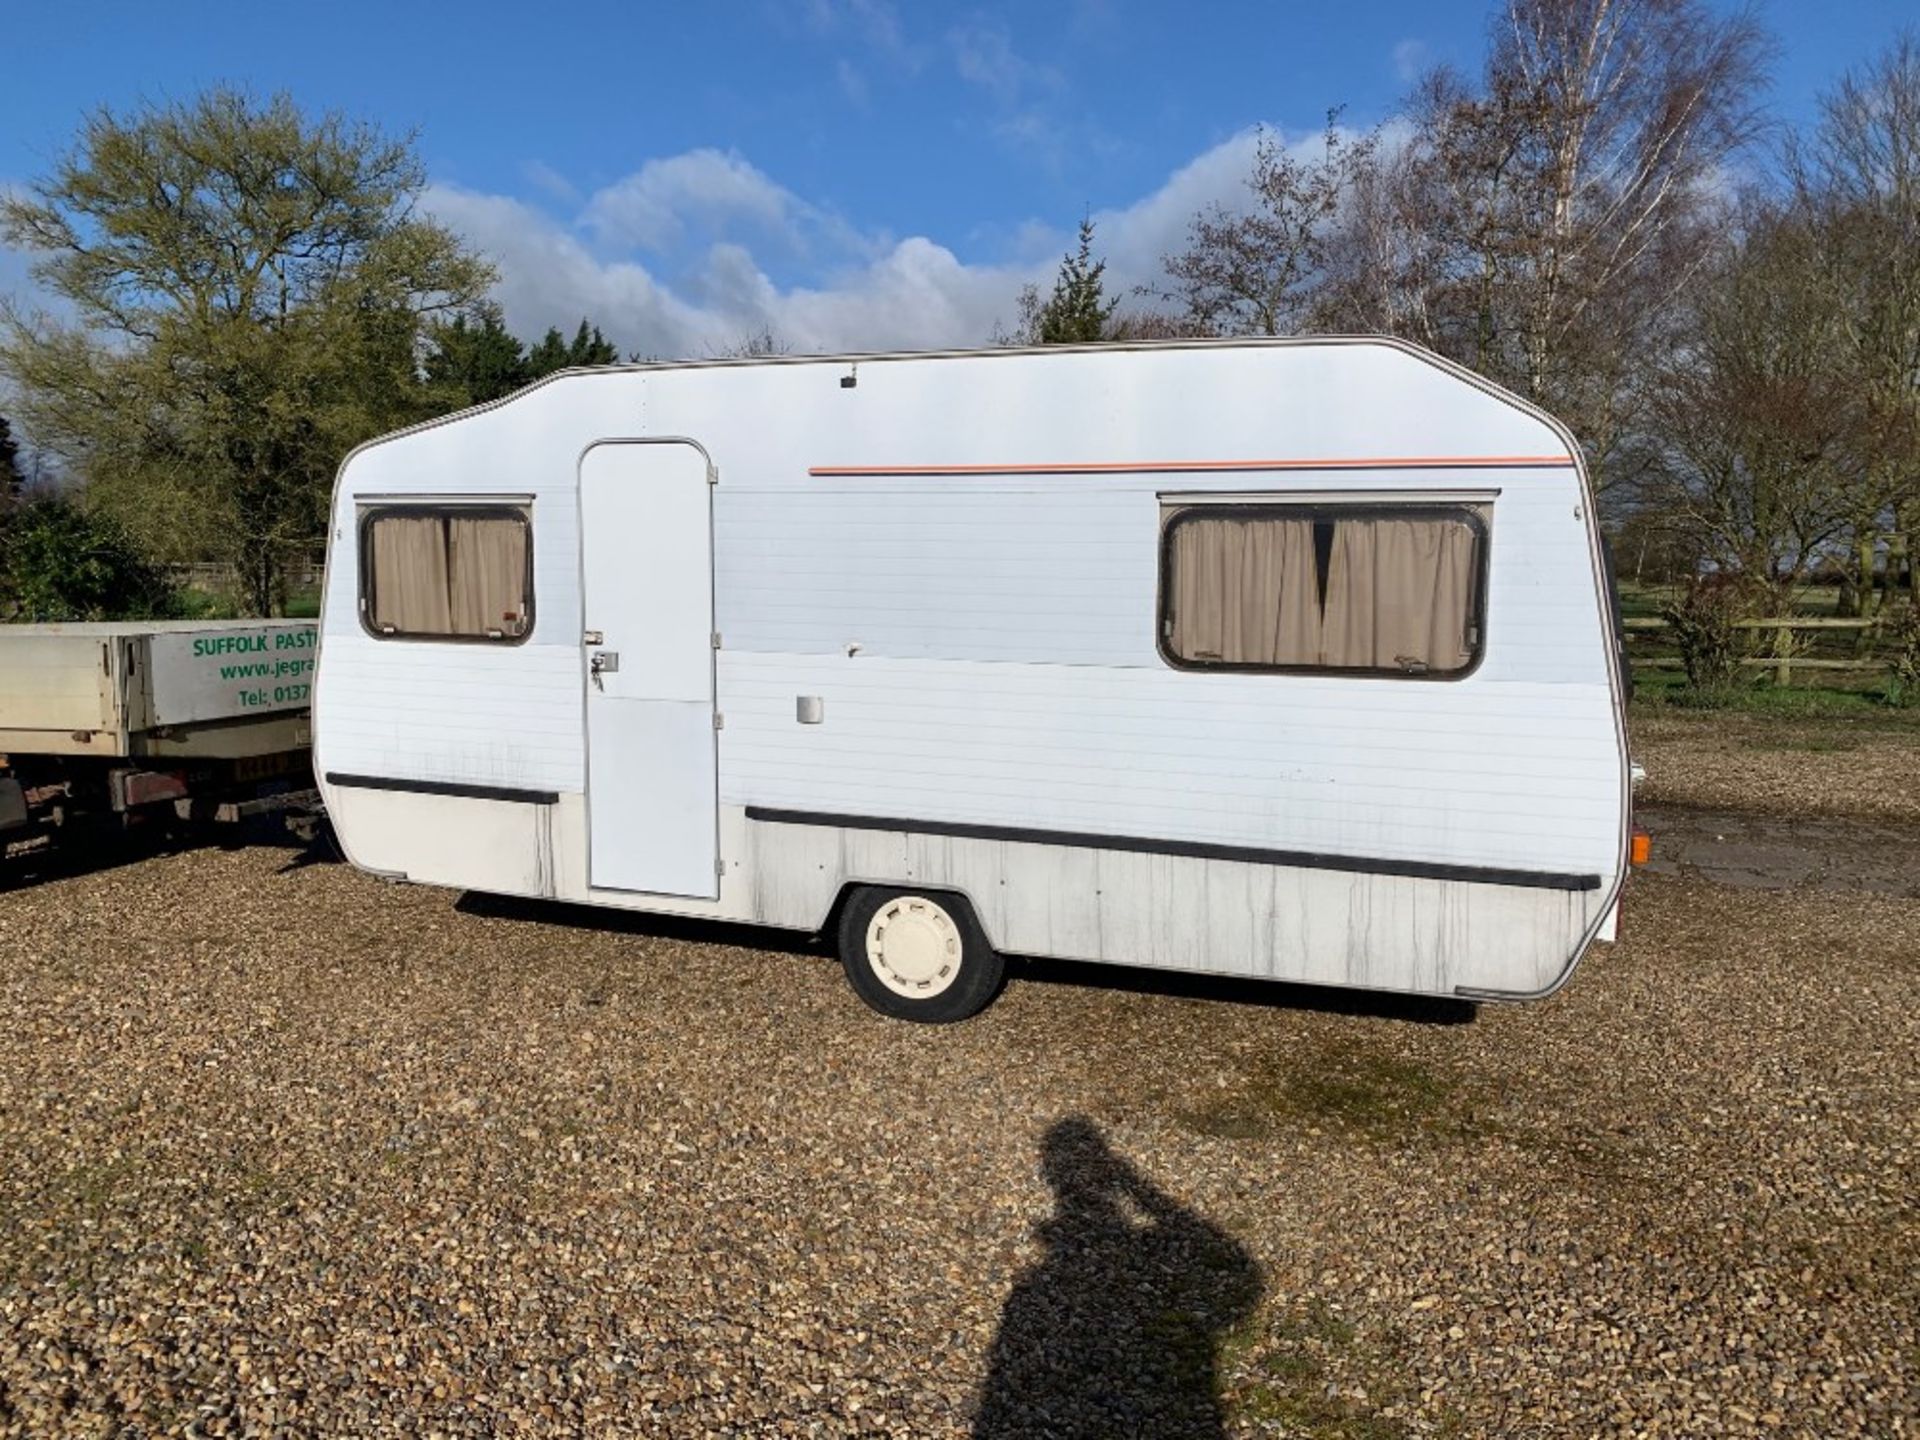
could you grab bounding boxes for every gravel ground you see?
[1638,804,1920,897]
[0,816,1913,1435]
[1632,707,1920,821]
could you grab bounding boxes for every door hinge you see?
[711,631,722,649]
[716,855,726,879]
[706,463,718,485]
[713,712,725,730]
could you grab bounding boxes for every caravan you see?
[313,337,1633,1021]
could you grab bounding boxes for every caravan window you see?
[360,505,532,642]
[1159,504,1486,677]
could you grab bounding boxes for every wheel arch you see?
[817,875,1003,949]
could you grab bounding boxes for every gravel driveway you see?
[1631,707,1920,822]
[0,823,1913,1437]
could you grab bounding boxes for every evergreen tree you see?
[424,308,529,406]
[566,319,620,367]
[525,319,620,380]
[1036,217,1117,344]
[424,313,622,407]
[523,327,568,378]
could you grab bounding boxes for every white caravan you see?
[313,338,1634,1022]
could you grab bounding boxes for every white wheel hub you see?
[865,895,963,999]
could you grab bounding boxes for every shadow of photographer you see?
[974,1117,1262,1439]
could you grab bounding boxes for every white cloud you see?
[575,148,877,274]
[803,0,925,76]
[1392,38,1430,84]
[946,18,1078,164]
[948,19,1061,109]
[520,159,580,206]
[1086,120,1401,287]
[425,178,1035,357]
[835,57,870,108]
[419,129,1290,360]
[1,132,1300,368]
[1084,129,1266,282]
[424,185,732,358]
[582,148,799,252]
[1070,0,1119,38]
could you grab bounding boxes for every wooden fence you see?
[166,553,325,596]
[1622,616,1886,685]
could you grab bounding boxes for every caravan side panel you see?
[741,819,1594,995]
[314,340,1629,1002]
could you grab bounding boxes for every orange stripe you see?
[808,455,1572,477]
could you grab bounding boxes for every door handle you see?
[589,650,620,690]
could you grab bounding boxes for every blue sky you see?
[2,0,1912,357]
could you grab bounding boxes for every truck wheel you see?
[836,886,1004,1023]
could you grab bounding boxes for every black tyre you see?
[836,886,1005,1023]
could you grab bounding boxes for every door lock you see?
[589,650,620,690]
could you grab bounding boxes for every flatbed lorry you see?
[0,619,318,858]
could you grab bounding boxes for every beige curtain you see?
[1168,515,1319,665]
[449,516,530,636]
[1321,517,1477,671]
[369,516,452,635]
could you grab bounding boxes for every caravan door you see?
[579,440,719,898]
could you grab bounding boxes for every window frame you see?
[1155,500,1491,681]
[357,501,536,645]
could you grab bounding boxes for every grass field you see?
[1631,666,1912,716]
[1618,579,1916,716]
[1616,580,1880,620]
[172,585,323,620]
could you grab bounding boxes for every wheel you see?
[836,886,1005,1023]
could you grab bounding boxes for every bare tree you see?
[1645,201,1859,599]
[993,284,1047,347]
[1156,114,1377,336]
[1318,130,1449,348]
[1501,0,1767,390]
[1324,0,1771,483]
[1103,310,1216,341]
[712,325,793,359]
[1787,33,1920,614]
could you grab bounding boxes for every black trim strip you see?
[326,773,560,805]
[745,806,1600,892]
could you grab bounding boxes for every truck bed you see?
[0,620,316,759]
